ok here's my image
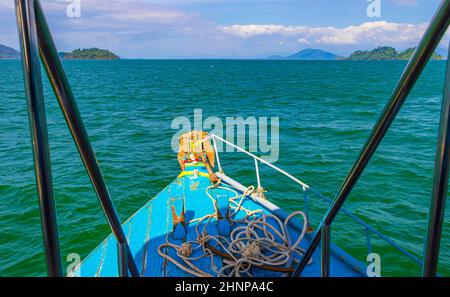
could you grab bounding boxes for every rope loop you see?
[159,184,312,276]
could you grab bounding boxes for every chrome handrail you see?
[15,0,139,277]
[293,0,450,277]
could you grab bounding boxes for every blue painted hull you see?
[70,164,366,277]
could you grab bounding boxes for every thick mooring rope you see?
[157,185,312,277]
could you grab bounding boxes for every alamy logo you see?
[66,253,81,276]
[66,0,81,18]
[367,0,381,18]
[366,253,381,277]
[171,109,280,163]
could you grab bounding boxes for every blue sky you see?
[0,0,447,58]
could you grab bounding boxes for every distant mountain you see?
[268,48,341,60]
[347,46,444,61]
[59,48,120,60]
[0,44,20,59]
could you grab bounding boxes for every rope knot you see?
[241,242,261,259]
[178,242,192,257]
[255,186,266,199]
[197,233,208,245]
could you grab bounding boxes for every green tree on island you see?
[347,46,443,61]
[60,48,120,60]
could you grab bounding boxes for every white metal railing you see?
[207,134,310,191]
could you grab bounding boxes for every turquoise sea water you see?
[0,59,449,276]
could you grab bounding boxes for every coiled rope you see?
[157,185,312,277]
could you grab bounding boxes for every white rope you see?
[158,185,312,277]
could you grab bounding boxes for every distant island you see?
[347,46,444,61]
[0,44,120,60]
[267,46,444,61]
[0,44,20,59]
[58,48,120,60]
[268,48,341,60]
[1,43,444,61]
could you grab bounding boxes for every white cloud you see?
[296,38,310,45]
[32,0,210,54]
[1,0,446,58]
[220,21,428,47]
[0,1,12,9]
[37,0,196,25]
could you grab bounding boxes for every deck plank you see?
[98,235,118,277]
[141,191,170,276]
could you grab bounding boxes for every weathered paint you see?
[72,163,365,277]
